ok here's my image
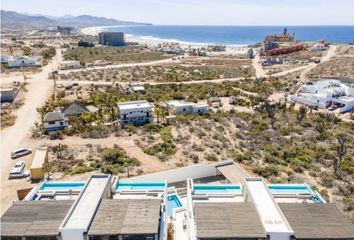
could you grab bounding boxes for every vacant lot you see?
[59,56,254,83]
[308,57,354,81]
[64,46,170,65]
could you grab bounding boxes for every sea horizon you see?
[86,25,354,46]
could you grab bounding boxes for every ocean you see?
[101,25,354,46]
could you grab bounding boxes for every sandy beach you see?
[79,25,248,54]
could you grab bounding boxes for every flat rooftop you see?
[217,163,249,183]
[1,200,74,237]
[61,175,110,231]
[245,178,293,234]
[118,100,152,110]
[279,203,354,239]
[88,199,161,236]
[167,100,193,107]
[194,202,266,239]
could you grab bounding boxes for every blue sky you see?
[2,0,354,25]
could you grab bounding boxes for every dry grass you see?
[1,110,16,129]
[308,57,354,81]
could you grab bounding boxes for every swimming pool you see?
[167,194,182,217]
[267,184,314,195]
[193,184,242,194]
[39,181,85,191]
[115,181,166,191]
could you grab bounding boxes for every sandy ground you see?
[58,57,178,74]
[299,45,338,82]
[252,53,267,78]
[0,49,62,214]
[251,45,338,80]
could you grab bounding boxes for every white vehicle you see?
[9,168,30,179]
[11,148,32,159]
[14,160,25,170]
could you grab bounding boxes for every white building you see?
[166,100,209,115]
[117,100,153,126]
[290,80,354,113]
[130,82,145,92]
[7,56,43,68]
[311,42,326,51]
[43,111,68,133]
[59,60,81,70]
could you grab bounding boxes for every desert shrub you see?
[71,163,94,174]
[48,131,64,140]
[191,154,199,163]
[101,148,140,166]
[142,123,162,133]
[205,153,218,162]
[320,172,334,188]
[160,126,173,142]
[144,142,177,156]
[253,164,279,178]
[81,125,111,138]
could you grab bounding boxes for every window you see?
[48,121,56,125]
[60,122,64,126]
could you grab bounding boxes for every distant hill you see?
[1,10,150,28]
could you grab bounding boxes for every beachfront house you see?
[166,100,209,115]
[117,100,153,126]
[290,79,354,113]
[43,112,68,133]
[311,42,326,51]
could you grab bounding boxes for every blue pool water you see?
[167,194,182,216]
[39,182,85,191]
[267,184,314,195]
[116,181,166,191]
[193,184,242,194]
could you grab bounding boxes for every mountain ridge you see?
[1,10,150,28]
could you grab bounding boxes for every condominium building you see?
[98,32,125,46]
[1,162,353,240]
[290,79,354,113]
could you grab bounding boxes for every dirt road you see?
[0,49,62,214]
[58,57,179,74]
[252,53,268,78]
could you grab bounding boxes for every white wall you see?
[127,160,233,183]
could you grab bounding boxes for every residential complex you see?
[2,161,353,240]
[98,32,125,46]
[290,79,354,113]
[118,100,153,126]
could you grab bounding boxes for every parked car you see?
[14,160,25,170]
[9,168,30,179]
[11,148,32,159]
[328,105,338,111]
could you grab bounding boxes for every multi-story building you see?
[1,163,354,240]
[118,100,153,126]
[99,32,125,46]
